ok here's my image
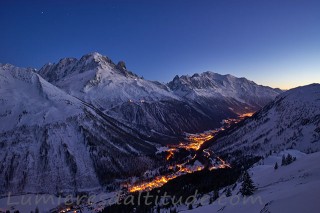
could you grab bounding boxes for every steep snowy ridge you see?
[0,63,83,131]
[209,84,320,160]
[0,64,157,195]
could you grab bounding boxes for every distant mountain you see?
[39,52,282,137]
[168,71,282,110]
[209,84,320,161]
[0,63,157,195]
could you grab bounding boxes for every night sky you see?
[1,0,319,89]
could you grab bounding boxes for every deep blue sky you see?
[1,0,319,89]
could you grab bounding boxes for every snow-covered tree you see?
[226,187,232,197]
[240,171,256,196]
[214,189,219,200]
[274,162,279,170]
[281,154,286,166]
[286,154,293,165]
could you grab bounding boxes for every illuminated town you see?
[127,113,253,193]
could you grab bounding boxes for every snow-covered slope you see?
[186,150,320,213]
[210,83,320,161]
[39,53,281,137]
[0,64,157,195]
[0,63,83,131]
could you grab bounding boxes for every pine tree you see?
[232,183,237,190]
[274,162,278,170]
[213,189,219,200]
[170,208,177,213]
[281,154,286,166]
[225,187,232,197]
[286,154,293,165]
[209,196,214,204]
[240,171,256,196]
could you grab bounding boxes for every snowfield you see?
[186,150,320,213]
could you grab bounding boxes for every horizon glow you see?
[0,0,319,90]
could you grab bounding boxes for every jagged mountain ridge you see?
[39,52,281,137]
[0,64,157,195]
[168,71,282,109]
[209,84,320,162]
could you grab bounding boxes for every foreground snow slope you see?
[186,150,320,213]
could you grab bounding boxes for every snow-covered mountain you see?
[0,52,283,196]
[39,53,218,137]
[39,52,172,105]
[209,83,320,161]
[0,63,157,195]
[39,52,281,137]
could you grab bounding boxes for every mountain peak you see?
[78,52,114,66]
[39,52,117,82]
[86,51,102,57]
[0,63,14,69]
[0,63,36,74]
